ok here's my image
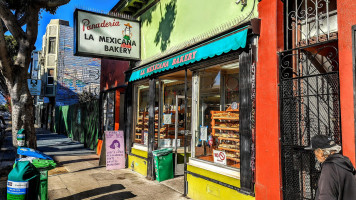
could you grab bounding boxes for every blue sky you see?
[35,0,118,50]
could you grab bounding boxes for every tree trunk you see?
[9,71,36,149]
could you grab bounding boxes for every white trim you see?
[188,158,240,179]
[132,143,148,151]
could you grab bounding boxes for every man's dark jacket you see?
[316,154,356,200]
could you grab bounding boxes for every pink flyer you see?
[105,131,125,170]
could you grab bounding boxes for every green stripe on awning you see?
[129,27,248,82]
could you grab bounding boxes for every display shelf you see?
[226,157,240,162]
[134,110,160,144]
[212,126,239,131]
[218,147,240,152]
[212,117,239,120]
[210,106,240,166]
[218,137,240,142]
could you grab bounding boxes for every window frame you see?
[48,37,56,54]
[47,68,55,85]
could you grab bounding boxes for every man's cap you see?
[305,135,336,150]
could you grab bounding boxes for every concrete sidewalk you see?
[35,129,188,200]
[0,124,16,200]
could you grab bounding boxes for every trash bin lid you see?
[8,161,39,181]
[32,159,56,170]
[152,148,173,156]
[17,147,53,160]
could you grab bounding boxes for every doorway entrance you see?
[279,42,341,200]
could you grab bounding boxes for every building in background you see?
[39,19,101,130]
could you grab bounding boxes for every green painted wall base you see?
[187,165,254,200]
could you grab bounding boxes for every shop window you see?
[133,81,159,146]
[193,62,241,169]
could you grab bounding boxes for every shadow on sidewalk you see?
[55,184,136,200]
[58,157,99,165]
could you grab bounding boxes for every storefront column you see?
[114,91,120,130]
[125,83,133,168]
[239,51,253,191]
[337,1,356,165]
[147,78,156,179]
[256,0,284,199]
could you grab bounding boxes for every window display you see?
[194,62,241,168]
[132,70,192,151]
[133,82,159,146]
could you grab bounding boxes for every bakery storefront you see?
[126,22,258,200]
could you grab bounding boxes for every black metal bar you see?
[125,83,133,167]
[352,25,356,163]
[317,72,320,135]
[183,68,188,196]
[186,171,255,197]
[239,51,253,192]
[129,153,148,161]
[279,39,338,54]
[147,78,156,180]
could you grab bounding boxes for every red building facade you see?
[256,1,356,199]
[100,59,129,132]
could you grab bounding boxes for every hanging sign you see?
[213,150,227,165]
[105,131,125,170]
[27,79,41,96]
[74,9,140,60]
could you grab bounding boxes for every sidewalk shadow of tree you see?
[154,0,177,52]
[55,184,136,200]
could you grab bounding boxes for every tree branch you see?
[26,6,40,46]
[0,20,13,83]
[0,1,25,40]
[33,0,70,8]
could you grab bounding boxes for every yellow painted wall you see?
[187,165,255,200]
[128,148,148,176]
[131,148,148,158]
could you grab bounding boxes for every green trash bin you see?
[7,161,40,200]
[152,148,174,182]
[31,159,56,200]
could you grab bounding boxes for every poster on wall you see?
[200,126,208,141]
[213,150,227,165]
[163,113,172,125]
[105,131,125,170]
[74,9,140,60]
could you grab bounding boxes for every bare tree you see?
[0,0,70,148]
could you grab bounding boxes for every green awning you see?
[129,27,248,82]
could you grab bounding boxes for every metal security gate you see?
[279,44,341,200]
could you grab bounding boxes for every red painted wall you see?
[115,92,120,130]
[337,1,356,165]
[100,59,130,91]
[256,0,284,199]
[101,58,129,131]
